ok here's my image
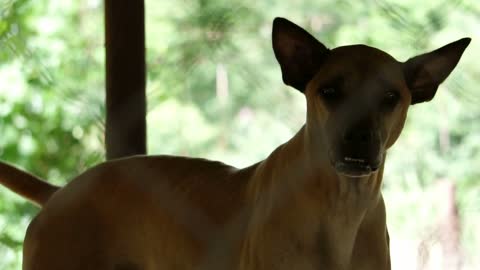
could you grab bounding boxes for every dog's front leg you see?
[349,195,391,270]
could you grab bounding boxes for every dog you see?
[0,17,470,270]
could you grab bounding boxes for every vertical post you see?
[104,0,147,160]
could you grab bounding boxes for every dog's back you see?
[23,156,254,270]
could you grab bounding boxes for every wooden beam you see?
[104,0,147,160]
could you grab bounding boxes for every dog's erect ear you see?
[272,17,329,92]
[403,38,471,104]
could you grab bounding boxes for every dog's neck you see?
[247,125,384,209]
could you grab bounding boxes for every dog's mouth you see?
[328,151,380,178]
[334,156,378,178]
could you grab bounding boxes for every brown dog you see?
[0,17,470,270]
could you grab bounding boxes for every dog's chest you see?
[258,191,373,270]
[259,217,364,270]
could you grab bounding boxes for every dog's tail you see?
[0,162,60,207]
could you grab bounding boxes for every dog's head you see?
[272,17,470,177]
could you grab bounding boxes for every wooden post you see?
[104,0,147,160]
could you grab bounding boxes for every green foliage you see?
[0,0,479,269]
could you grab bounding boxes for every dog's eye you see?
[319,87,340,101]
[381,91,400,109]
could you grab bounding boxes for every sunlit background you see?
[0,0,479,269]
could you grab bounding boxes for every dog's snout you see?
[342,129,375,143]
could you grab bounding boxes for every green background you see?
[1,0,479,269]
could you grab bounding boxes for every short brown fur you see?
[0,17,470,270]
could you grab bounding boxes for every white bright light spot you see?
[72,126,84,139]
[19,134,36,155]
[13,115,27,129]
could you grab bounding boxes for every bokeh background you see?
[0,0,479,269]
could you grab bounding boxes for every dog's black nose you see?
[342,129,375,143]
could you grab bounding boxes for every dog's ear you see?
[272,17,329,92]
[403,38,471,104]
